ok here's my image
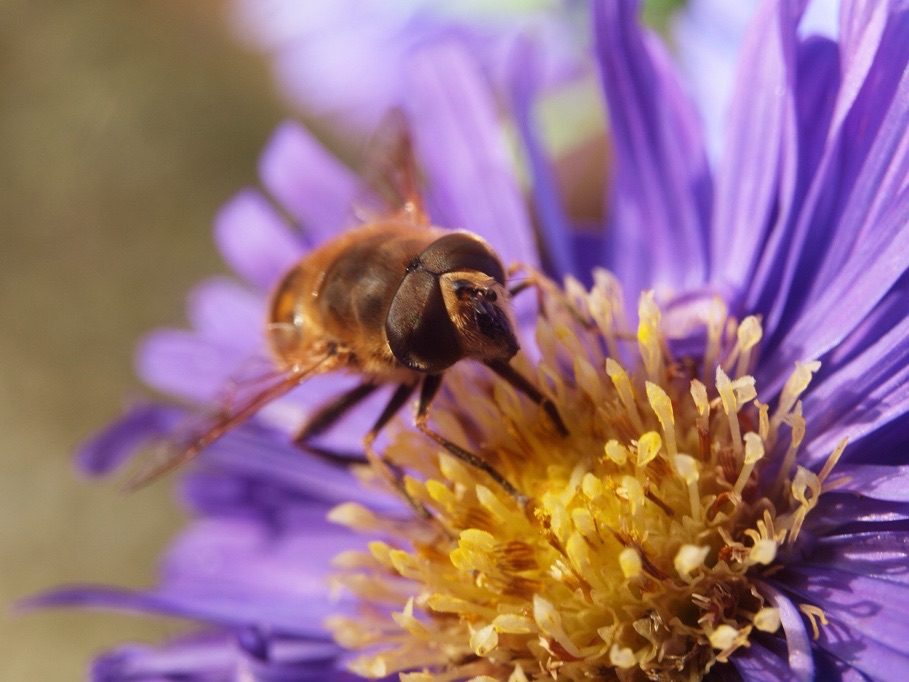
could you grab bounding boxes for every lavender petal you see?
[76,404,184,476]
[258,121,361,245]
[799,528,909,587]
[403,43,538,269]
[507,35,577,280]
[757,580,814,682]
[214,189,306,291]
[719,0,804,323]
[593,0,711,298]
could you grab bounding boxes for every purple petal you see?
[403,43,538,269]
[137,276,271,403]
[593,0,711,297]
[33,514,355,635]
[836,0,892,132]
[755,3,909,351]
[90,633,237,681]
[186,277,264,347]
[823,465,909,502]
[811,496,909,534]
[716,0,804,317]
[29,584,329,637]
[506,35,576,279]
[258,121,361,244]
[781,258,909,465]
[730,639,804,682]
[791,36,840,198]
[799,12,909,298]
[757,580,815,682]
[76,404,184,476]
[214,189,306,290]
[158,517,354,615]
[180,423,401,511]
[89,630,352,681]
[760,189,909,398]
[776,566,909,680]
[800,529,909,587]
[138,330,256,403]
[673,0,760,161]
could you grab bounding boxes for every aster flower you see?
[31,0,909,680]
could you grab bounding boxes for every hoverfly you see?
[128,118,566,507]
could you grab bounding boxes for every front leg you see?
[414,374,528,506]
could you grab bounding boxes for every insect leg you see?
[293,382,382,466]
[414,374,528,506]
[298,382,380,440]
[486,359,569,436]
[360,381,430,516]
[507,264,542,299]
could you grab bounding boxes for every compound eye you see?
[386,270,463,373]
[484,289,497,302]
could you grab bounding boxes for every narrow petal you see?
[800,529,909,586]
[32,516,353,635]
[759,190,909,397]
[673,0,761,161]
[403,43,538,269]
[76,404,183,476]
[730,639,804,682]
[827,465,909,502]
[791,293,909,467]
[755,2,909,345]
[91,633,237,681]
[137,330,253,402]
[777,566,909,680]
[811,496,909,534]
[159,517,353,610]
[717,0,804,317]
[186,277,264,347]
[593,0,712,297]
[507,35,577,279]
[180,423,400,510]
[757,580,814,682]
[90,630,354,681]
[136,276,273,402]
[214,189,306,290]
[258,121,361,244]
[798,8,909,298]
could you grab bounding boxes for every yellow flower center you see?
[326,270,845,681]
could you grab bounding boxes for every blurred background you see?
[1,1,289,677]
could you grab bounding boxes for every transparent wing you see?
[351,108,430,226]
[124,351,341,491]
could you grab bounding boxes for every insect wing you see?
[124,352,340,491]
[352,108,430,226]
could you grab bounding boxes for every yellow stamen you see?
[753,607,781,633]
[635,431,662,466]
[671,453,701,523]
[646,382,677,457]
[733,432,765,494]
[732,315,763,378]
[606,358,644,433]
[637,291,664,381]
[328,271,841,680]
[799,604,829,640]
